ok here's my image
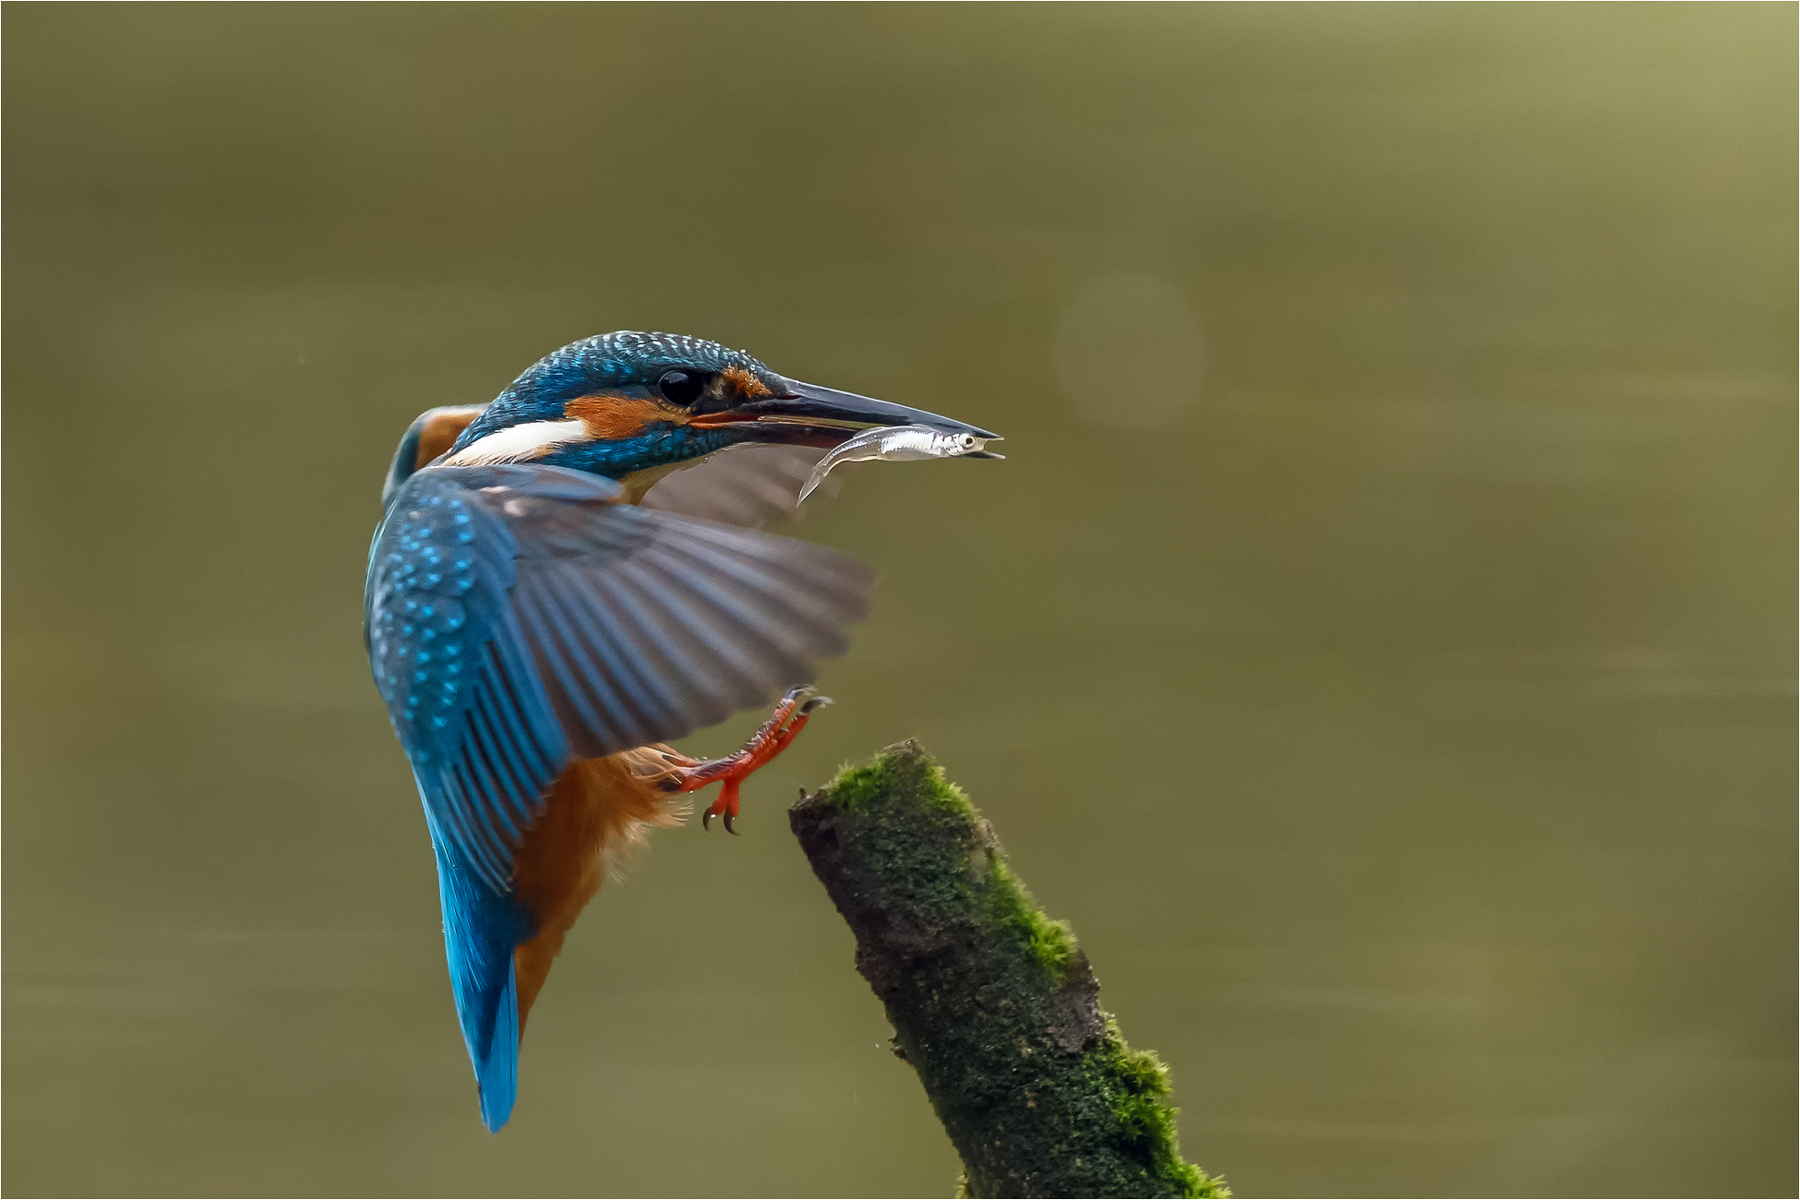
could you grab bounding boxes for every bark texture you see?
[788,741,1228,1199]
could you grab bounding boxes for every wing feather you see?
[634,565,787,699]
[581,574,697,735]
[466,693,531,838]
[640,443,837,528]
[476,658,552,804]
[511,583,630,751]
[519,565,672,752]
[651,536,861,641]
[607,559,750,715]
[551,560,710,732]
[633,549,814,680]
[367,463,874,894]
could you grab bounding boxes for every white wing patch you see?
[443,419,589,467]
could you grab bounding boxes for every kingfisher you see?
[365,331,999,1131]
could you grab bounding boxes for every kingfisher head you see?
[433,332,997,497]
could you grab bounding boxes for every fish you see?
[797,423,1005,503]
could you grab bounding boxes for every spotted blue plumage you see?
[366,461,872,1130]
[369,468,580,890]
[367,331,996,1133]
[367,468,587,1130]
[451,332,782,465]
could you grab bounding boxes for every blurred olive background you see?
[4,5,1794,1197]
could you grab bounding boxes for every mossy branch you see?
[788,741,1228,1199]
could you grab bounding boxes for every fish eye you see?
[658,370,706,406]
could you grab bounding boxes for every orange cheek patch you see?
[565,394,689,440]
[723,364,772,398]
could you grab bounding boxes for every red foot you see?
[671,686,830,834]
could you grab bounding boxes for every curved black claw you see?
[799,695,834,716]
[702,810,714,832]
[723,810,739,835]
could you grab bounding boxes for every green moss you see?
[797,742,1230,1198]
[817,754,898,812]
[1079,1020,1230,1198]
[986,858,1080,980]
[821,747,1080,982]
[819,744,975,817]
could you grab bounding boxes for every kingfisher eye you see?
[658,370,706,406]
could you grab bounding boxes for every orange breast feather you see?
[510,749,687,1028]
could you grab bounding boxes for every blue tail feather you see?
[476,970,520,1132]
[431,837,533,1132]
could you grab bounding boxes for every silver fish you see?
[798,424,1004,503]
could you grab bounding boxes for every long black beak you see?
[736,379,1001,441]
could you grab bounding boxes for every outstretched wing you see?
[366,463,874,894]
[641,443,842,528]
